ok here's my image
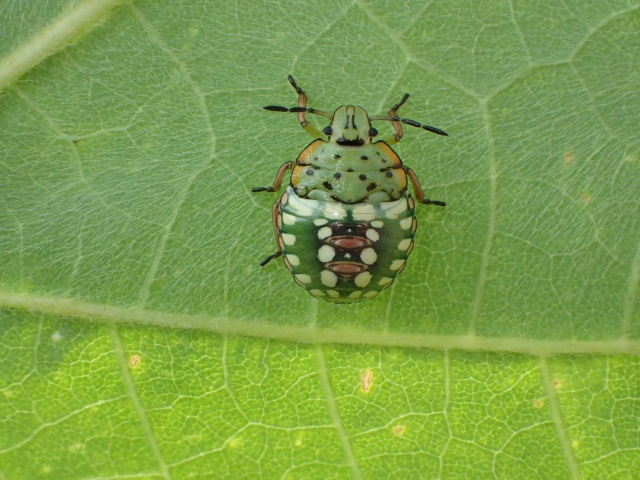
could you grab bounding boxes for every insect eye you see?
[323,126,333,136]
[369,128,378,137]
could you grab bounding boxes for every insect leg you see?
[382,93,410,145]
[260,251,282,266]
[260,202,283,266]
[287,75,325,138]
[263,77,332,138]
[404,167,446,207]
[252,161,293,193]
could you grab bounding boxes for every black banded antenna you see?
[370,93,448,136]
[263,105,332,119]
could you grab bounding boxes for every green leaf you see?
[1,0,639,478]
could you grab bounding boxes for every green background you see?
[1,0,639,478]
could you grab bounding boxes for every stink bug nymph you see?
[253,75,447,303]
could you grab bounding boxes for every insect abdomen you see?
[277,186,416,303]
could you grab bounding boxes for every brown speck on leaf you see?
[361,369,373,392]
[580,193,590,204]
[392,425,406,436]
[129,355,141,368]
[564,152,575,164]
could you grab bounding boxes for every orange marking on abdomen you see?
[327,262,368,277]
[330,236,371,250]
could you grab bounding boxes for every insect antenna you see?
[369,113,448,136]
[263,105,332,119]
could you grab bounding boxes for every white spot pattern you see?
[317,226,332,239]
[400,217,413,230]
[287,191,319,216]
[397,239,411,250]
[354,271,372,288]
[390,259,405,271]
[352,203,377,221]
[295,274,311,284]
[318,245,336,262]
[360,247,377,265]
[286,254,300,266]
[381,197,408,219]
[282,213,296,225]
[323,203,347,220]
[321,269,338,287]
[366,229,379,242]
[282,233,296,245]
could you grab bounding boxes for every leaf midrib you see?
[2,291,637,355]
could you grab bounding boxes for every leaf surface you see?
[1,1,639,478]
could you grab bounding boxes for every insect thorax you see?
[290,139,408,204]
